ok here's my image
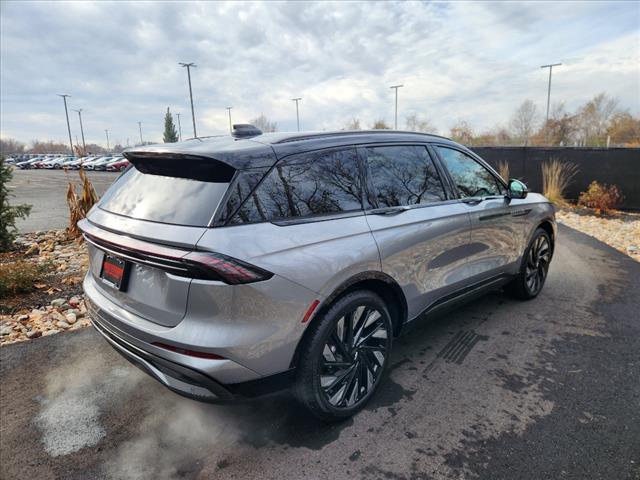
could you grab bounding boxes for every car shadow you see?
[199,289,512,451]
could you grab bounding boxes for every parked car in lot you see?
[80,127,556,421]
[16,156,45,169]
[44,156,75,169]
[83,156,114,170]
[94,156,123,171]
[65,156,95,169]
[106,158,130,172]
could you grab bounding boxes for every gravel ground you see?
[0,231,90,344]
[556,207,640,261]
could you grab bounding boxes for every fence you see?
[471,147,640,210]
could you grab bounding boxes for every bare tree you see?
[510,100,538,146]
[576,93,619,146]
[449,121,474,145]
[0,138,25,156]
[534,103,577,146]
[405,113,436,134]
[371,119,391,129]
[251,114,278,132]
[344,118,361,130]
[607,112,640,146]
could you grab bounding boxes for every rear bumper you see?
[86,290,296,402]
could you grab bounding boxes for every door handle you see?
[461,197,483,206]
[369,206,410,216]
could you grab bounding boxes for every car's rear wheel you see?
[506,228,552,300]
[294,290,393,422]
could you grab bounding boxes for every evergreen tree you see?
[1,158,31,251]
[163,107,179,143]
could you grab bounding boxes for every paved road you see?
[7,168,118,233]
[1,226,639,480]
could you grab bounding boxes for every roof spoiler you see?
[122,151,236,183]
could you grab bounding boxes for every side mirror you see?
[507,179,528,199]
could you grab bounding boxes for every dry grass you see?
[66,168,98,238]
[496,160,510,182]
[542,158,578,205]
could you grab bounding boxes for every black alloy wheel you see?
[320,304,389,408]
[294,290,393,421]
[525,233,551,295]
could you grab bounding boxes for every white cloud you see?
[1,1,638,146]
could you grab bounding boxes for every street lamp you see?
[104,129,110,152]
[390,85,403,130]
[72,108,86,153]
[57,94,74,155]
[137,121,143,144]
[226,107,233,133]
[291,98,301,132]
[179,62,198,137]
[540,63,562,124]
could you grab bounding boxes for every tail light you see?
[183,252,272,285]
[80,220,272,285]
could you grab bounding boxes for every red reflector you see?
[302,299,320,323]
[152,342,226,360]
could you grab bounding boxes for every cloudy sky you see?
[1,1,638,147]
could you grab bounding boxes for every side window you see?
[436,147,503,198]
[231,147,362,223]
[365,145,446,207]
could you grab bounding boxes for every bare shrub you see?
[66,169,98,238]
[0,260,51,298]
[578,181,624,214]
[541,158,578,205]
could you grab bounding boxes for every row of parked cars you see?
[6,154,129,172]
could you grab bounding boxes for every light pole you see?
[137,121,143,144]
[291,98,301,132]
[104,129,110,152]
[57,94,74,155]
[390,85,403,129]
[226,107,233,133]
[72,108,86,153]
[179,62,198,138]
[540,63,562,124]
[176,113,182,141]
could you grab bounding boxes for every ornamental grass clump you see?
[496,160,510,182]
[66,168,98,238]
[541,158,578,206]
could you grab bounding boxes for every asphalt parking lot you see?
[7,168,119,233]
[1,225,638,480]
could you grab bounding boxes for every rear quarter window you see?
[230,147,363,224]
[99,167,229,226]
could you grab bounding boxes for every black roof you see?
[123,130,460,171]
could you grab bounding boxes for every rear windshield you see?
[99,167,229,226]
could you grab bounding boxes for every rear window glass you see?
[99,167,228,226]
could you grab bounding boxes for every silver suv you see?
[81,127,555,421]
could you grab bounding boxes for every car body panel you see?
[364,202,473,320]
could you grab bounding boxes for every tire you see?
[294,290,393,422]
[506,228,552,300]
